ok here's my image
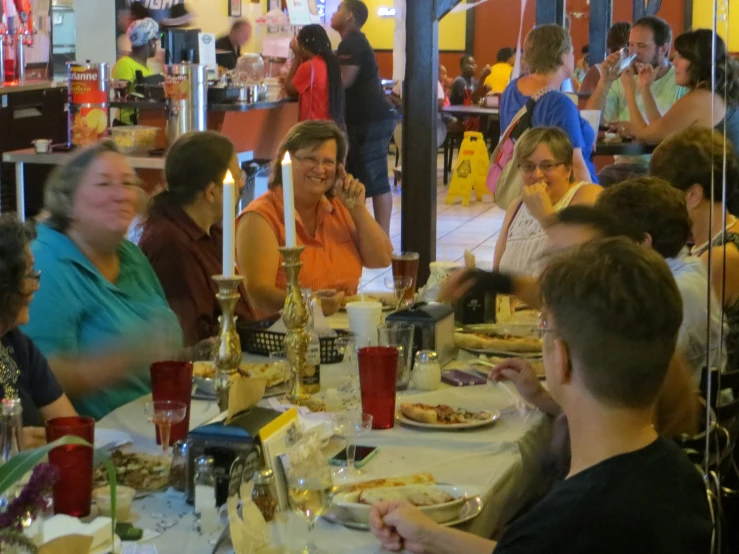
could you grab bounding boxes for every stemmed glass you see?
[144,400,187,452]
[332,411,373,479]
[384,275,413,311]
[287,462,335,554]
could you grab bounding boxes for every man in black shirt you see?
[370,238,713,554]
[215,20,252,71]
[449,54,491,105]
[331,0,396,235]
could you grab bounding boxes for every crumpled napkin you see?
[228,480,268,554]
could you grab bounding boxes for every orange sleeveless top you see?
[238,189,363,295]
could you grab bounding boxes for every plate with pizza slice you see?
[454,331,543,358]
[397,402,500,430]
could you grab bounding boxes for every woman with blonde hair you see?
[494,127,602,276]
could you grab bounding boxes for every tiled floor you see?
[361,155,505,292]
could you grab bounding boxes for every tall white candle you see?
[281,152,297,248]
[222,170,235,277]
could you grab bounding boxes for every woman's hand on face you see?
[522,182,553,224]
[335,164,366,212]
[290,37,301,57]
[23,427,47,450]
[620,66,637,93]
[635,62,657,90]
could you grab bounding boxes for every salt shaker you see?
[194,455,216,515]
[412,350,442,391]
[251,469,278,521]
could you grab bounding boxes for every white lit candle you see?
[281,152,297,248]
[222,170,235,277]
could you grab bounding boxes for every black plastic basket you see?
[237,319,350,364]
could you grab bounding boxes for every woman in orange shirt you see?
[236,120,392,318]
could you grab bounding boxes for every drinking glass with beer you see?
[391,251,420,302]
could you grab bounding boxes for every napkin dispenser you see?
[385,302,455,365]
[185,407,282,504]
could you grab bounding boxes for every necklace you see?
[0,341,20,400]
[693,216,738,254]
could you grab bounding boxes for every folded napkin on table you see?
[227,377,266,423]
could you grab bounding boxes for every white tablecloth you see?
[97,351,552,554]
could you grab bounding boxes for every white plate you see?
[323,495,484,531]
[94,429,132,450]
[396,409,500,430]
[332,484,476,525]
[461,347,542,358]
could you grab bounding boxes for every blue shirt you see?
[500,79,598,183]
[23,224,183,420]
[1,328,64,427]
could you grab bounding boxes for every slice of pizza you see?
[344,473,435,493]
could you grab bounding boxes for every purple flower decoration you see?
[0,463,59,531]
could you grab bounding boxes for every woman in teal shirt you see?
[24,141,183,419]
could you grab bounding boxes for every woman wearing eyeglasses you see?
[139,131,253,347]
[494,127,602,276]
[236,120,393,318]
[0,215,77,448]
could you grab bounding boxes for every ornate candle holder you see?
[280,246,311,405]
[212,275,243,411]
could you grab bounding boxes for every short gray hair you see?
[43,140,122,233]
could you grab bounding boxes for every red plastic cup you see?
[150,361,193,444]
[45,416,95,517]
[358,346,399,430]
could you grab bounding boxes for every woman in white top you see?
[495,127,602,276]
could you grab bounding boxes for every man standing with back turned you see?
[331,0,396,235]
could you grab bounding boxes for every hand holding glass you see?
[145,400,187,452]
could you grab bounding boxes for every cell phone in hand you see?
[441,370,488,387]
[329,446,379,468]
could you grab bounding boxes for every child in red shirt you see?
[284,24,346,128]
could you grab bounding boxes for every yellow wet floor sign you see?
[446,131,490,206]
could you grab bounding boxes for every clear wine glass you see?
[287,463,335,554]
[144,400,187,452]
[384,275,413,311]
[332,411,373,479]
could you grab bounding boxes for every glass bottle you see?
[194,455,216,516]
[304,295,322,394]
[251,469,278,521]
[0,398,23,463]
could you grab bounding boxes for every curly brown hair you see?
[649,127,739,202]
[595,176,692,259]
[0,215,33,331]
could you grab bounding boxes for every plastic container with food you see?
[93,485,136,521]
[110,125,159,155]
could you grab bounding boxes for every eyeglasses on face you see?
[293,154,337,171]
[24,270,41,283]
[518,161,565,174]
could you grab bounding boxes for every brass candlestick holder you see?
[212,275,243,411]
[280,246,311,405]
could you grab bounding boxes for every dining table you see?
[592,140,657,157]
[96,313,553,554]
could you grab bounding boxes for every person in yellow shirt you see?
[484,47,515,94]
[112,17,160,125]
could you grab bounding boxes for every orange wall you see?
[371,0,688,81]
